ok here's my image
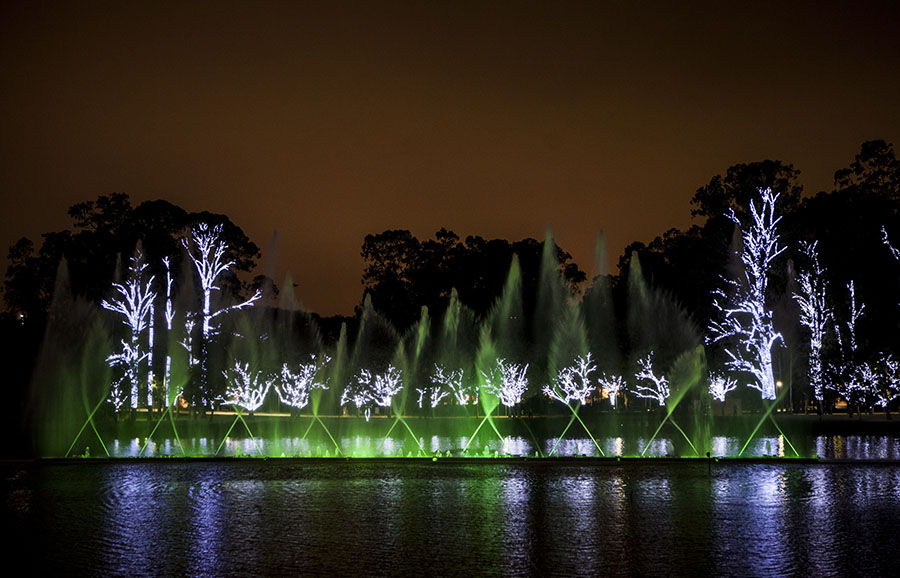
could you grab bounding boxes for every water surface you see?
[4,461,899,576]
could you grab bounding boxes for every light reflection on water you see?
[4,461,900,577]
[109,434,900,460]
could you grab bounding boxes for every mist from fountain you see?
[29,225,823,459]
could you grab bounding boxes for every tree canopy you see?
[360,228,587,330]
[5,139,900,418]
[3,193,261,326]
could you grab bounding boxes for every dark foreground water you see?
[4,460,900,577]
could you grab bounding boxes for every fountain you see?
[31,195,900,461]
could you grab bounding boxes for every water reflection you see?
[188,468,227,575]
[9,461,900,576]
[97,432,900,459]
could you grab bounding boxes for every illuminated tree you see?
[340,380,374,421]
[631,352,669,406]
[598,373,626,408]
[277,355,330,411]
[708,188,785,400]
[221,361,274,413]
[431,365,476,406]
[877,227,900,415]
[342,365,403,421]
[875,354,900,414]
[481,358,529,409]
[830,281,880,415]
[415,383,450,409]
[543,353,596,405]
[102,246,156,411]
[182,223,261,407]
[369,364,403,412]
[793,241,832,408]
[161,257,177,402]
[708,373,738,403]
[882,226,900,305]
[105,341,142,413]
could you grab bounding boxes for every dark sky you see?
[2,1,899,315]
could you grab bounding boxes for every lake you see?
[4,459,900,576]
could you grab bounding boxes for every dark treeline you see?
[622,141,900,390]
[3,193,266,327]
[357,228,586,330]
[354,141,900,387]
[2,140,900,451]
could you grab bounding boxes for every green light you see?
[738,384,795,457]
[66,396,109,458]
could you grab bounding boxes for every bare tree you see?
[793,241,832,410]
[182,223,261,407]
[708,188,785,400]
[102,246,155,412]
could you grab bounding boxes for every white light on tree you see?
[181,315,196,368]
[598,373,625,408]
[101,247,156,410]
[106,341,144,413]
[883,225,900,265]
[222,361,274,413]
[182,223,262,405]
[830,281,877,410]
[793,241,831,404]
[880,229,900,408]
[708,373,738,402]
[875,354,900,410]
[632,352,669,406]
[708,188,785,400]
[342,365,403,421]
[369,364,403,409]
[543,353,596,404]
[277,354,330,410]
[481,358,529,408]
[162,257,176,402]
[146,287,155,410]
[182,223,262,340]
[431,365,475,406]
[340,380,374,421]
[415,384,451,409]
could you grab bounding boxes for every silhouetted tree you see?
[834,139,900,201]
[3,194,262,326]
[360,229,585,331]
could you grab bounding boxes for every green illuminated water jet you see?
[738,384,799,457]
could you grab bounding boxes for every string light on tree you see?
[598,373,626,408]
[221,360,274,413]
[481,358,529,408]
[708,188,785,400]
[101,247,156,411]
[543,353,597,405]
[431,365,475,406]
[182,223,262,406]
[709,373,738,403]
[277,355,331,410]
[632,352,669,406]
[793,241,832,407]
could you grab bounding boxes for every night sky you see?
[2,1,899,315]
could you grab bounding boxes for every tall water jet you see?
[583,231,621,407]
[478,254,525,411]
[626,251,701,389]
[396,305,431,413]
[534,229,570,382]
[626,251,705,455]
[32,258,112,457]
[434,288,479,413]
[465,256,526,451]
[338,294,404,455]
